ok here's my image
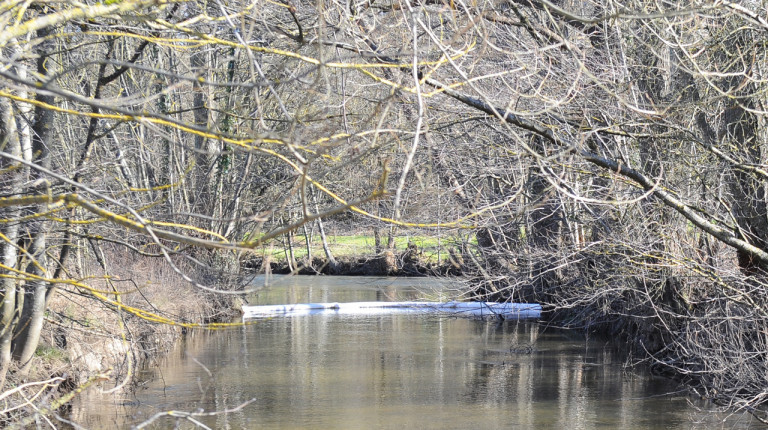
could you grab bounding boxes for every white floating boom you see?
[242,301,541,320]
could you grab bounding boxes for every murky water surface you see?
[74,276,761,428]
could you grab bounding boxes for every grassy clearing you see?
[256,233,471,264]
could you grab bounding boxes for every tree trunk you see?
[11,26,56,376]
[526,160,564,294]
[717,33,768,274]
[287,227,297,272]
[12,233,48,374]
[0,97,22,385]
[191,48,212,216]
[722,102,767,273]
[315,198,338,270]
[303,224,313,266]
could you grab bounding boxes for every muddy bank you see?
[243,249,464,277]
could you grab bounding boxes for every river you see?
[72,276,762,428]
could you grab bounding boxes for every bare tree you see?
[3,0,768,424]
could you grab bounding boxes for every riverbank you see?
[1,246,243,426]
[247,242,768,423]
[9,240,761,427]
[4,243,454,425]
[243,244,464,277]
[70,276,760,429]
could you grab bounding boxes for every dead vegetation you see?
[0,245,241,426]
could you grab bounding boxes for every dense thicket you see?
[1,0,768,423]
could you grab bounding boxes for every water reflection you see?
[73,276,762,429]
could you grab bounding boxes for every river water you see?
[74,276,761,428]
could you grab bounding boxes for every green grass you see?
[255,233,467,264]
[35,345,67,362]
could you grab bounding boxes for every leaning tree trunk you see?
[313,193,338,271]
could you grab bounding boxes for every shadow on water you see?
[70,276,764,429]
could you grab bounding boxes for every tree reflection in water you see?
[73,277,762,429]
